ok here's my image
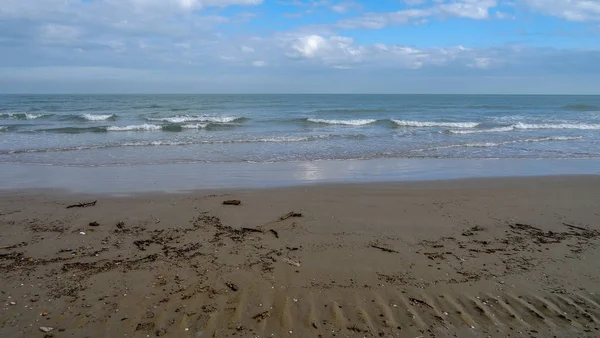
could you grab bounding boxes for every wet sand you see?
[1,176,600,337]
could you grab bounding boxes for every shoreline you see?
[1,157,599,194]
[1,176,600,337]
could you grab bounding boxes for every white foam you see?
[182,123,209,129]
[448,126,515,134]
[412,136,583,152]
[307,118,377,126]
[514,122,600,130]
[25,113,48,120]
[147,115,240,123]
[82,113,115,121]
[392,120,480,128]
[106,124,162,131]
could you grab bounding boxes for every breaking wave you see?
[307,118,377,126]
[514,122,600,130]
[392,120,480,128]
[147,115,243,123]
[107,124,163,131]
[412,136,583,152]
[81,113,117,121]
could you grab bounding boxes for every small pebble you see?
[9,302,16,306]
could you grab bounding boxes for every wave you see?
[392,120,480,128]
[313,108,387,113]
[467,105,517,110]
[514,122,600,130]
[81,113,116,121]
[0,134,366,155]
[0,113,51,120]
[411,136,583,152]
[447,126,515,134]
[182,123,209,129]
[307,118,377,126]
[561,104,600,111]
[107,124,162,131]
[147,115,243,123]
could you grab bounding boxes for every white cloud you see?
[336,0,497,29]
[468,57,493,68]
[252,60,266,67]
[521,0,600,21]
[291,35,328,58]
[331,1,363,13]
[241,45,255,53]
[38,24,81,43]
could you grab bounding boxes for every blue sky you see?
[0,0,599,94]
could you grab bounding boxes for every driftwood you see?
[223,200,241,206]
[66,201,97,209]
[280,212,302,221]
[0,242,26,250]
[370,245,399,253]
[241,227,263,234]
[563,223,590,232]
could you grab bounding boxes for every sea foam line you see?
[514,122,600,130]
[392,120,480,128]
[81,113,116,121]
[0,113,50,120]
[411,136,583,152]
[1,134,363,155]
[106,124,162,131]
[307,118,377,126]
[147,115,242,123]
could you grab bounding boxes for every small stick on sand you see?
[280,212,302,221]
[241,227,263,234]
[370,245,399,253]
[562,223,589,232]
[66,201,97,209]
[223,200,241,206]
[269,229,279,238]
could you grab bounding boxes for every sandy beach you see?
[1,175,600,337]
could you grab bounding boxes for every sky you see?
[0,0,599,94]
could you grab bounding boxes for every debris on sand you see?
[39,327,54,333]
[370,245,399,253]
[89,222,99,227]
[66,201,97,209]
[223,200,241,205]
[269,229,279,238]
[252,311,270,322]
[283,258,301,267]
[225,282,239,292]
[241,227,263,234]
[280,212,302,221]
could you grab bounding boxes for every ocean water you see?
[1,94,600,167]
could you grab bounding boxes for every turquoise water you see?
[1,94,600,166]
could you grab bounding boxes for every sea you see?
[1,94,599,192]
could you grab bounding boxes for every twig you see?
[223,200,241,206]
[563,223,589,232]
[0,242,27,250]
[269,229,279,238]
[370,245,399,253]
[242,227,263,234]
[66,201,97,209]
[280,212,302,221]
[409,297,433,308]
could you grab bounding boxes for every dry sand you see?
[1,176,600,338]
